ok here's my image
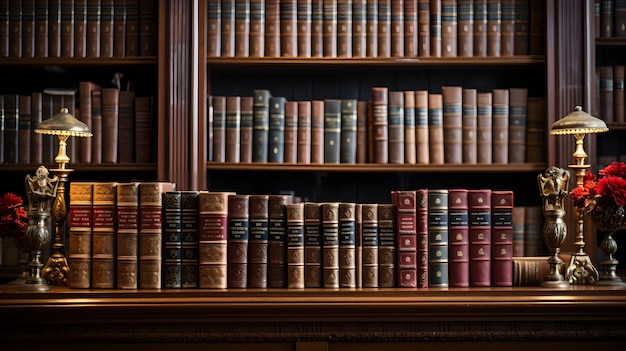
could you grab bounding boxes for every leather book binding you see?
[163,191,183,289]
[268,194,292,288]
[508,87,528,163]
[491,190,513,287]
[377,0,391,57]
[442,86,463,164]
[304,202,323,288]
[462,88,477,164]
[207,0,221,57]
[227,194,250,289]
[487,0,501,56]
[297,100,312,163]
[416,188,429,288]
[469,189,492,287]
[92,181,118,289]
[252,89,271,162]
[390,0,404,57]
[265,0,280,57]
[68,182,94,288]
[378,203,397,287]
[101,88,120,163]
[339,202,357,288]
[441,0,457,57]
[220,0,235,57]
[322,202,340,288]
[476,92,493,164]
[500,0,514,56]
[352,0,366,57]
[284,101,298,163]
[212,95,226,162]
[249,0,265,57]
[371,86,389,164]
[340,99,357,164]
[458,0,473,57]
[297,0,312,57]
[428,93,444,164]
[248,194,269,288]
[361,203,379,288]
[448,189,469,287]
[235,0,250,57]
[417,0,430,56]
[473,0,487,56]
[337,0,352,57]
[281,0,297,57]
[240,96,254,162]
[268,96,286,163]
[226,96,241,163]
[392,190,418,288]
[427,189,449,288]
[492,88,509,164]
[287,202,305,289]
[323,98,341,164]
[388,91,405,164]
[198,191,231,289]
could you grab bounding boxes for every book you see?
[78,81,100,163]
[30,92,43,164]
[100,0,114,57]
[207,0,221,57]
[18,95,31,165]
[512,255,571,286]
[442,86,462,164]
[212,95,226,162]
[428,189,449,288]
[599,66,614,123]
[139,182,175,289]
[430,0,442,57]
[61,0,75,57]
[491,190,513,287]
[323,0,338,57]
[284,101,298,163]
[304,202,323,288]
[378,203,396,287]
[252,89,271,162]
[525,97,545,163]
[616,0,626,37]
[359,203,379,288]
[500,0,514,56]
[198,191,230,289]
[180,191,200,288]
[68,182,93,289]
[371,87,388,164]
[377,0,390,57]
[91,88,102,163]
[323,98,341,164]
[49,0,61,57]
[448,189,469,287]
[287,202,305,289]
[473,0,487,56]
[441,0,457,56]
[221,0,235,57]
[227,194,250,289]
[462,88,477,164]
[113,0,127,57]
[403,0,417,57]
[390,0,403,57]
[365,0,378,57]
[352,0,366,57]
[125,0,139,56]
[134,95,152,163]
[404,90,416,164]
[248,194,269,288]
[86,0,101,57]
[457,0,473,57]
[512,205,526,257]
[102,88,120,163]
[508,87,528,163]
[428,93,444,164]
[268,194,292,288]
[615,66,625,123]
[2,94,18,164]
[392,190,417,288]
[340,99,357,164]
[476,92,492,164]
[0,0,8,57]
[139,0,157,56]
[163,191,183,289]
[356,100,368,163]
[311,0,323,57]
[115,183,141,288]
[265,0,280,57]
[311,100,324,163]
[417,0,430,56]
[487,0,501,56]
[513,0,529,55]
[297,100,311,163]
[226,96,241,163]
[388,91,404,164]
[249,0,264,56]
[297,0,312,57]
[22,0,35,58]
[416,188,428,288]
[240,96,254,162]
[268,96,286,163]
[492,88,509,164]
[415,90,429,164]
[601,0,612,38]
[339,202,356,288]
[281,0,297,57]
[469,189,491,287]
[34,0,48,57]
[355,203,362,288]
[235,0,250,57]
[118,90,136,163]
[337,0,352,57]
[92,182,117,289]
[523,205,545,257]
[322,202,340,288]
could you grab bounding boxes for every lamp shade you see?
[34,107,93,137]
[550,106,609,135]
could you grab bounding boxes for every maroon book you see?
[491,190,513,287]
[448,189,469,287]
[469,189,492,287]
[392,190,417,288]
[416,189,428,288]
[227,194,250,289]
[267,194,292,288]
[248,194,269,288]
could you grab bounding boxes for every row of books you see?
[0,85,153,166]
[209,86,545,165]
[598,65,626,124]
[207,0,545,59]
[595,0,626,38]
[67,182,549,289]
[0,0,158,58]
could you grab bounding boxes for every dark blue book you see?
[340,99,357,164]
[180,191,199,288]
[323,99,341,164]
[252,89,271,162]
[268,96,286,163]
[428,189,449,288]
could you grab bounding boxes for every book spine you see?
[18,95,31,165]
[322,202,340,288]
[441,0,457,56]
[525,97,545,163]
[7,1,19,56]
[378,203,396,287]
[90,89,102,163]
[0,0,8,57]
[163,191,183,289]
[311,100,324,163]
[221,0,235,57]
[78,81,98,163]
[287,202,305,289]
[339,202,356,288]
[457,0,473,57]
[323,0,338,57]
[112,0,125,57]
[198,191,230,289]
[265,0,280,57]
[500,0,514,56]
[390,0,403,57]
[34,0,48,57]
[60,0,74,57]
[101,88,120,163]
[125,0,139,56]
[416,188,428,288]
[268,96,286,163]
[492,88,509,164]
[248,194,269,288]
[352,0,366,57]
[240,96,254,163]
[403,0,417,57]
[430,0,442,57]
[22,0,35,58]
[207,0,221,57]
[404,90,416,164]
[393,190,417,288]
[40,93,53,164]
[134,95,152,163]
[442,86,462,164]
[284,101,298,163]
[473,0,487,56]
[512,205,525,257]
[212,95,226,162]
[491,190,513,287]
[226,96,241,163]
[356,100,368,163]
[337,0,352,57]
[513,0,529,55]
[361,203,379,287]
[340,99,357,164]
[304,202,323,287]
[448,189,469,287]
[355,203,362,288]
[268,194,292,288]
[252,89,271,162]
[181,191,200,288]
[601,0,612,38]
[92,182,117,289]
[469,189,492,287]
[235,0,250,57]
[487,0,501,56]
[523,205,545,256]
[323,98,341,164]
[417,0,429,56]
[508,88,528,163]
[377,0,390,57]
[118,91,135,163]
[415,90,429,164]
[2,94,18,164]
[388,91,405,164]
[476,92,493,164]
[599,66,614,123]
[138,0,157,56]
[311,0,323,57]
[49,0,62,57]
[616,0,626,37]
[296,0,311,57]
[86,0,100,58]
[281,0,297,57]
[428,93,444,164]
[428,189,449,288]
[615,66,625,123]
[227,194,250,289]
[462,88,477,164]
[249,0,264,57]
[595,0,600,38]
[365,0,377,57]
[372,87,389,163]
[68,182,93,288]
[297,100,312,163]
[30,92,43,164]
[100,0,114,57]
[527,0,541,54]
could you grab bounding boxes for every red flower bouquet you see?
[0,192,28,242]
[570,161,626,216]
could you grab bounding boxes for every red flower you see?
[571,161,626,213]
[0,192,28,241]
[600,161,626,179]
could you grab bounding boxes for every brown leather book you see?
[125,0,139,56]
[91,89,103,163]
[100,0,114,57]
[508,88,527,163]
[595,0,601,39]
[268,194,292,288]
[118,90,136,163]
[311,0,323,57]
[352,0,366,57]
[265,0,280,57]
[86,0,100,57]
[248,194,269,288]
[492,88,509,164]
[337,0,353,57]
[207,0,221,57]
[615,66,625,123]
[404,91,416,164]
[525,96,545,163]
[392,190,417,288]
[311,100,324,164]
[361,203,379,288]
[322,202,340,288]
[442,86,462,164]
[476,92,492,164]
[163,191,183,288]
[198,191,230,289]
[388,91,405,164]
[34,0,48,57]
[281,0,297,57]
[323,0,338,57]
[304,202,322,288]
[68,182,93,289]
[8,0,22,57]
[92,181,118,288]
[448,189,469,287]
[134,95,152,163]
[287,202,305,289]
[601,0,612,38]
[372,86,389,163]
[428,93,444,164]
[462,88,477,164]
[473,0,487,56]
[616,0,626,37]
[500,0,514,56]
[139,0,158,56]
[235,0,250,57]
[599,66,614,123]
[284,101,298,163]
[116,182,140,289]
[414,90,429,164]
[487,0,501,57]
[18,95,31,165]
[469,189,491,287]
[430,0,442,57]
[366,0,378,57]
[428,189,448,288]
[523,205,545,257]
[356,100,368,163]
[181,191,200,288]
[102,88,120,163]
[297,0,312,57]
[74,0,87,57]
[113,0,126,57]
[390,0,404,57]
[416,189,428,288]
[355,203,362,288]
[225,96,241,163]
[297,100,311,163]
[339,202,356,288]
[30,92,43,164]
[377,0,390,57]
[491,190,513,287]
[220,0,235,57]
[457,0,473,57]
[78,81,100,163]
[0,1,9,57]
[249,0,264,57]
[227,194,250,289]
[403,0,417,57]
[418,0,430,56]
[378,203,396,287]
[240,96,254,163]
[22,0,35,57]
[212,95,226,162]
[139,182,176,289]
[340,99,357,164]
[513,0,529,55]
[512,205,525,257]
[441,0,457,56]
[49,0,62,57]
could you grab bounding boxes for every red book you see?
[268,194,292,288]
[281,0,297,57]
[469,189,492,287]
[284,101,298,163]
[392,190,417,288]
[227,194,250,289]
[371,87,389,164]
[92,182,117,289]
[311,100,324,164]
[248,194,269,288]
[101,88,120,163]
[448,189,469,287]
[356,100,368,163]
[491,190,513,287]
[198,191,231,289]
[297,100,311,164]
[416,189,428,288]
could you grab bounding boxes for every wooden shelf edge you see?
[0,57,158,66]
[596,37,626,47]
[0,163,158,172]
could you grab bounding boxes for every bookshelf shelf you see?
[0,57,158,66]
[0,163,158,172]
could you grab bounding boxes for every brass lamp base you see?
[42,253,70,286]
[566,253,599,285]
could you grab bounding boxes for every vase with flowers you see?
[0,192,29,283]
[570,161,626,286]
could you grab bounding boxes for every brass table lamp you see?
[35,107,93,286]
[550,106,608,285]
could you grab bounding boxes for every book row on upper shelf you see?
[66,181,548,290]
[0,0,158,59]
[207,0,545,59]
[0,84,154,166]
[598,65,626,124]
[596,0,626,39]
[208,86,545,166]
